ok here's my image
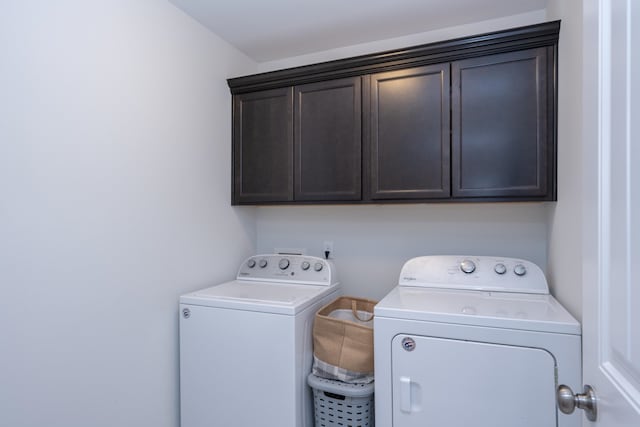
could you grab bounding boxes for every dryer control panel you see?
[237,254,336,286]
[399,255,548,294]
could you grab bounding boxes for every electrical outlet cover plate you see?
[323,241,334,257]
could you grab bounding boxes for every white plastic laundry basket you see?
[307,373,374,427]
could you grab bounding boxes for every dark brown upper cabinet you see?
[232,88,293,204]
[452,47,554,199]
[368,65,450,200]
[228,21,560,205]
[232,79,362,204]
[295,78,362,201]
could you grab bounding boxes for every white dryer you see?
[374,255,581,427]
[180,254,340,427]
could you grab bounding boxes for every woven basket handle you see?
[351,300,374,322]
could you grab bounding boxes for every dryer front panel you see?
[391,334,557,427]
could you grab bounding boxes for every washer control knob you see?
[460,259,476,274]
[494,263,507,275]
[247,259,256,268]
[258,259,268,268]
[278,258,290,270]
[301,261,310,271]
[514,264,527,276]
[314,262,324,272]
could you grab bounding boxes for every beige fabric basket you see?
[312,296,377,383]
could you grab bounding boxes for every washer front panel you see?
[180,288,339,427]
[180,305,295,427]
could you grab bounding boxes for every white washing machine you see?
[374,255,581,427]
[179,254,340,427]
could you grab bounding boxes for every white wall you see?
[255,11,552,300]
[0,2,256,426]
[545,0,584,320]
[258,10,546,72]
[257,204,549,300]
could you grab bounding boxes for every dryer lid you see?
[374,286,581,335]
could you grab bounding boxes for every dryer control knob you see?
[278,259,290,270]
[494,263,507,275]
[247,259,256,268]
[460,259,476,274]
[258,259,268,268]
[314,262,324,272]
[301,261,310,271]
[514,264,527,276]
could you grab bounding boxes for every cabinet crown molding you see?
[227,20,560,94]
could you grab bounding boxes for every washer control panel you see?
[399,255,548,294]
[237,254,336,286]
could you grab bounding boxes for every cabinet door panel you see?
[295,78,361,201]
[452,48,552,198]
[233,88,293,204]
[370,65,450,199]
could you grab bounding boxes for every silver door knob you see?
[557,384,597,421]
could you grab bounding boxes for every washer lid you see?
[374,286,581,335]
[180,280,339,315]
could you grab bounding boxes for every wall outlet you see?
[323,241,334,259]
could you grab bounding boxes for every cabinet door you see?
[232,88,293,204]
[369,65,450,199]
[452,47,554,199]
[294,77,362,201]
